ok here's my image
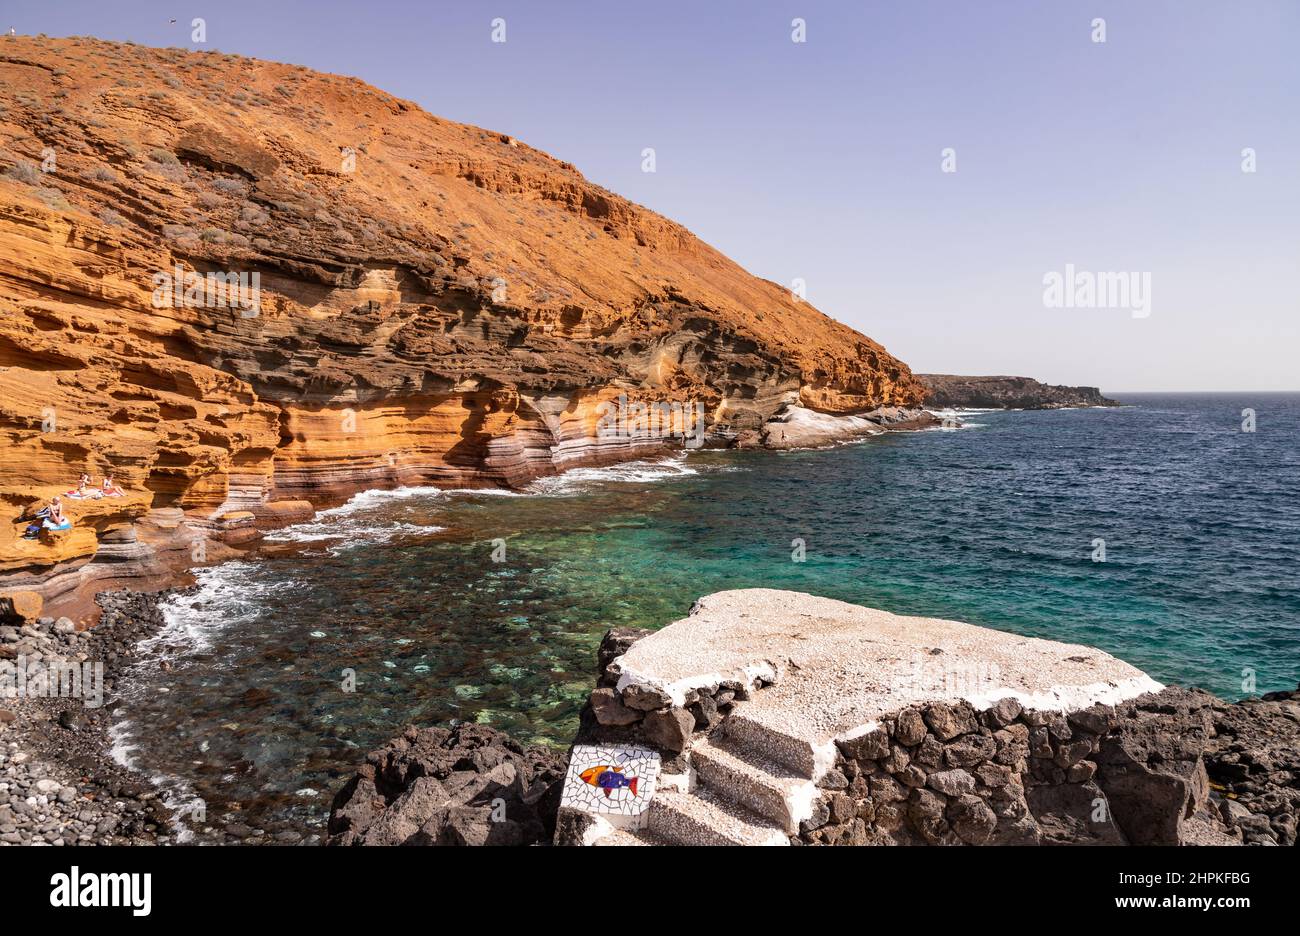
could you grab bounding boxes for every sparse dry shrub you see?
[5,160,42,185]
[34,187,68,209]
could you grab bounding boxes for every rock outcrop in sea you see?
[920,374,1119,410]
[0,36,924,603]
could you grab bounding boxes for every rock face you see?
[919,374,1119,409]
[0,36,922,589]
[817,690,1217,846]
[326,724,564,846]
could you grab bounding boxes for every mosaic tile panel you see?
[560,744,660,821]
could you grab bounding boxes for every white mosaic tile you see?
[561,744,660,825]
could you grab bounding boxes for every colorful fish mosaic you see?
[579,764,639,797]
[561,744,660,821]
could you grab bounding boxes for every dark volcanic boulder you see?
[1203,685,1300,846]
[326,724,564,846]
[1093,688,1214,845]
[596,626,653,688]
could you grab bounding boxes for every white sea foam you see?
[525,456,708,495]
[264,520,442,546]
[441,487,527,498]
[925,407,990,430]
[142,561,311,663]
[107,718,139,770]
[263,485,446,546]
[314,485,444,517]
[108,716,205,844]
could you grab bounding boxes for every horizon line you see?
[1105,389,1300,395]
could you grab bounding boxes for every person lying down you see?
[63,475,125,499]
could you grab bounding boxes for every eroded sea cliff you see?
[0,36,923,606]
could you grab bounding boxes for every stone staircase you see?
[593,708,821,846]
[570,588,1164,847]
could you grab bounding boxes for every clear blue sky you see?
[12,0,1299,390]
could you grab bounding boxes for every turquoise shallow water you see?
[111,393,1300,833]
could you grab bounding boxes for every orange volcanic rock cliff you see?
[0,36,923,600]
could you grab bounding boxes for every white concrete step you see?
[717,710,828,778]
[691,736,819,834]
[591,827,666,846]
[646,786,790,846]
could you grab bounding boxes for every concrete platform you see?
[570,589,1167,846]
[614,588,1163,767]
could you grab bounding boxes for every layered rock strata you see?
[0,35,923,597]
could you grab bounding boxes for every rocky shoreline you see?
[331,610,1299,847]
[3,404,938,629]
[0,590,175,845]
[6,585,1296,848]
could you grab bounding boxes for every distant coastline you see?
[919,374,1120,410]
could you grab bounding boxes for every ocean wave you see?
[525,455,709,495]
[262,484,446,546]
[149,562,294,655]
[108,719,205,844]
[314,485,444,518]
[263,520,443,545]
[931,406,999,416]
[441,487,527,498]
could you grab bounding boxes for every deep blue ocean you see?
[110,393,1300,835]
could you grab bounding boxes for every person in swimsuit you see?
[101,475,124,496]
[42,497,69,530]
